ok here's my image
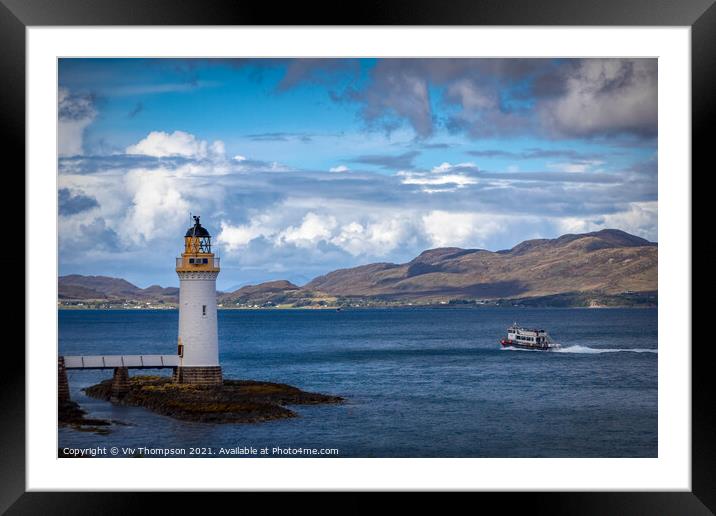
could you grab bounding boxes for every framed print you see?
[3,0,712,512]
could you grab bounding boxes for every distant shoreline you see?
[58,304,657,311]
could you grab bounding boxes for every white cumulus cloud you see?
[126,130,225,159]
[331,218,414,256]
[278,212,338,248]
[120,168,191,245]
[216,215,276,251]
[422,210,506,248]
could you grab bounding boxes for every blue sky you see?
[58,58,657,290]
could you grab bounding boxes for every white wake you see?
[502,345,656,354]
[555,345,656,354]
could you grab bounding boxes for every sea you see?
[58,307,657,458]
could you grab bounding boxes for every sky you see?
[58,58,658,290]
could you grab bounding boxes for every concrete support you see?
[58,357,70,403]
[110,367,130,402]
[173,366,222,386]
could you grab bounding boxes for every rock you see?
[82,375,344,424]
[58,399,112,434]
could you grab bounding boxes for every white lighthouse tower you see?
[173,215,222,385]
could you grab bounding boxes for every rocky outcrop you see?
[84,375,343,424]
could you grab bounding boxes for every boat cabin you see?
[507,325,550,346]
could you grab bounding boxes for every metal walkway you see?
[62,354,180,370]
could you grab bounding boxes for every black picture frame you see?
[3,0,710,512]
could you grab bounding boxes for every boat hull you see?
[500,339,560,351]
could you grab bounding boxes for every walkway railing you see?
[62,354,180,370]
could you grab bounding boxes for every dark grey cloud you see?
[349,151,420,170]
[539,59,657,139]
[58,188,99,215]
[277,59,360,91]
[322,58,657,141]
[627,156,657,176]
[58,90,97,121]
[78,218,121,252]
[128,102,143,118]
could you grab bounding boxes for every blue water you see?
[58,308,657,457]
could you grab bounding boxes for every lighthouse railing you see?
[175,257,220,268]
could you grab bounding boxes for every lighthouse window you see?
[202,305,206,316]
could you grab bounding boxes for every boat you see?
[500,323,561,351]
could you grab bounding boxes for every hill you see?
[58,275,179,303]
[304,229,657,303]
[60,229,657,308]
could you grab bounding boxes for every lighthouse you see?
[173,215,222,385]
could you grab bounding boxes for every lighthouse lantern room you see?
[174,215,222,385]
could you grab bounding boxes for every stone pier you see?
[110,367,130,402]
[58,357,70,403]
[172,366,223,386]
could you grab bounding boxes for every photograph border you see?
[4,0,710,512]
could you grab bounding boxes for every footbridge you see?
[59,354,181,403]
[63,354,180,370]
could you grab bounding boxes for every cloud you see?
[278,212,338,248]
[558,201,657,241]
[421,211,506,248]
[546,160,604,173]
[78,218,122,252]
[397,171,478,191]
[58,132,657,287]
[128,102,143,118]
[350,151,420,170]
[331,218,416,256]
[347,64,433,137]
[431,162,477,174]
[245,132,314,143]
[326,58,656,140]
[58,188,99,215]
[329,165,349,173]
[396,162,479,192]
[58,88,97,156]
[216,215,276,251]
[121,168,192,245]
[106,80,220,97]
[539,59,657,138]
[445,79,497,112]
[418,142,453,149]
[334,59,546,138]
[468,148,606,161]
[126,130,226,159]
[277,59,360,91]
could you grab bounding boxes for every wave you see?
[502,345,657,354]
[556,345,657,354]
